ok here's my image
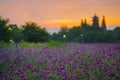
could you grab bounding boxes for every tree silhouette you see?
[8,24,23,43]
[0,17,11,42]
[22,22,50,42]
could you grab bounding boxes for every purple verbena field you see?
[0,43,120,80]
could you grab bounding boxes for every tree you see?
[22,22,50,42]
[57,27,69,41]
[8,24,23,43]
[0,17,11,42]
[67,27,86,42]
[113,27,120,42]
[51,33,58,41]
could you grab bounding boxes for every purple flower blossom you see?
[46,67,55,71]
[27,64,32,69]
[70,73,78,79]
[0,69,3,75]
[0,43,120,79]
[41,72,47,79]
[3,74,9,80]
[33,67,39,72]
[80,61,86,65]
[83,68,89,75]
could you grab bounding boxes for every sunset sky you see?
[0,0,120,33]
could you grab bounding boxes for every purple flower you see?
[42,72,47,79]
[73,65,78,69]
[46,67,55,71]
[108,71,115,77]
[83,68,89,75]
[47,55,52,59]
[70,73,78,79]
[27,64,32,69]
[7,66,15,71]
[3,74,9,80]
[48,75,53,79]
[94,60,103,65]
[0,69,3,75]
[33,67,39,72]
[73,58,79,63]
[80,61,86,65]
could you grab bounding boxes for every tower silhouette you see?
[81,19,84,26]
[81,14,107,32]
[101,16,106,31]
[84,19,87,25]
[92,14,100,31]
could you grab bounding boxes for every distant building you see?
[92,14,99,27]
[101,16,107,31]
[92,14,100,31]
[81,14,107,32]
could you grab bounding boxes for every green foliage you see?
[8,24,23,43]
[67,27,86,42]
[113,27,120,42]
[0,16,120,43]
[55,27,68,41]
[0,41,10,47]
[95,31,118,43]
[52,26,120,43]
[22,22,50,42]
[0,17,11,42]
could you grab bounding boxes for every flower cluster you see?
[0,43,120,79]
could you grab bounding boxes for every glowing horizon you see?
[0,0,120,29]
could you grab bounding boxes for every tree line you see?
[0,17,50,43]
[0,17,120,43]
[51,26,120,43]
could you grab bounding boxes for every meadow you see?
[0,42,120,80]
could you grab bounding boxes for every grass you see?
[18,41,65,48]
[0,41,65,48]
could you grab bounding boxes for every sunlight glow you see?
[0,0,120,29]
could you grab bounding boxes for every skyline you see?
[0,0,120,33]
